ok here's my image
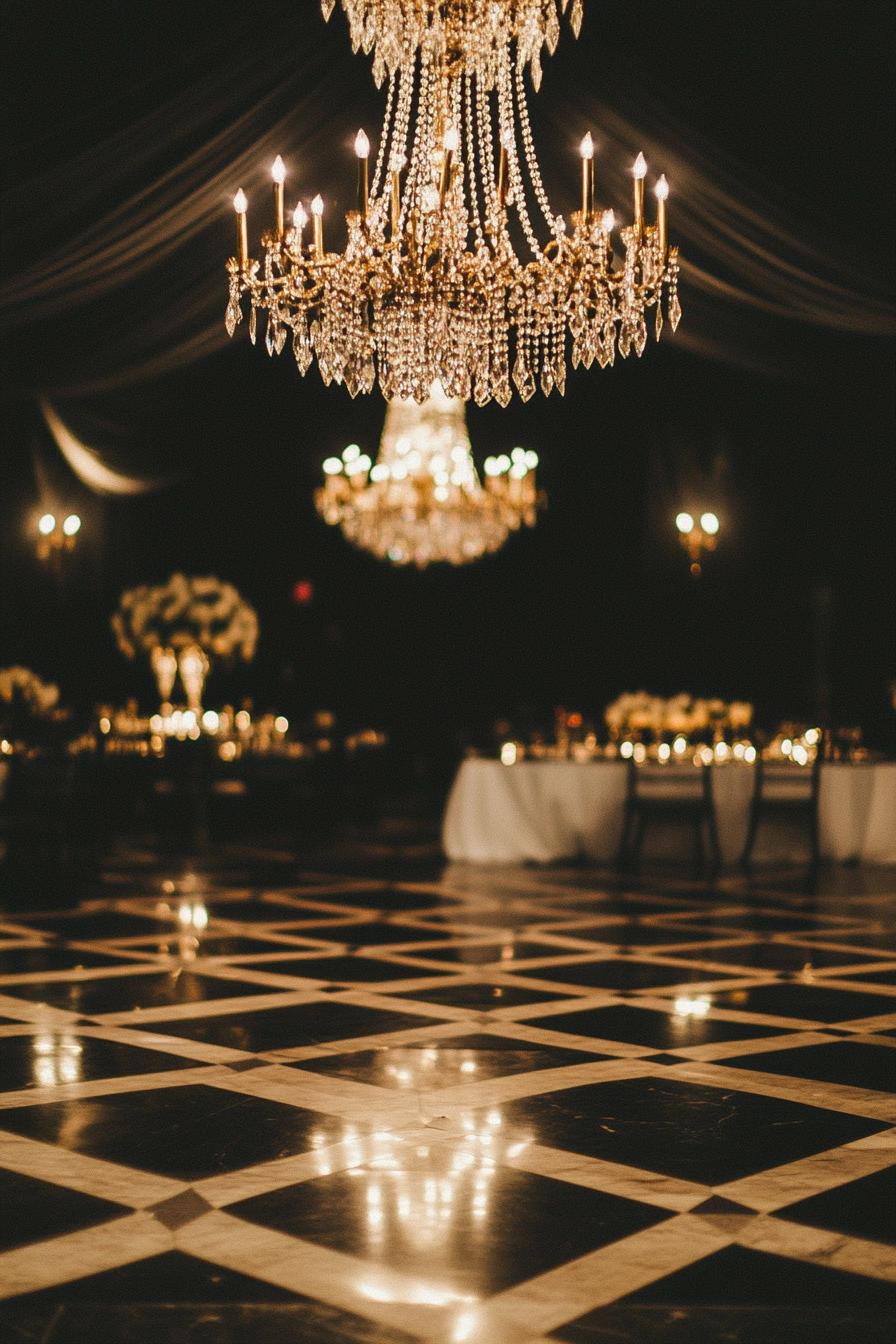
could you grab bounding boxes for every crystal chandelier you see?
[226,0,680,406]
[315,380,539,565]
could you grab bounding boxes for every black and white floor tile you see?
[0,862,894,1342]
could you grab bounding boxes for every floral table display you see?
[0,666,62,754]
[604,691,753,744]
[112,574,258,711]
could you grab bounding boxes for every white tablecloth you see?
[442,758,896,866]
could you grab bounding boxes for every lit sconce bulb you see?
[579,132,594,160]
[601,208,615,233]
[355,128,370,159]
[293,201,307,228]
[63,514,81,536]
[655,173,669,201]
[633,152,648,179]
[271,155,286,184]
[323,457,343,475]
[676,512,694,533]
[233,189,248,214]
[700,512,719,534]
[443,124,460,153]
[311,194,324,217]
[38,513,56,535]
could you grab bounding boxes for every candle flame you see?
[601,208,615,233]
[633,152,648,179]
[311,194,324,216]
[271,155,286,184]
[655,173,669,200]
[355,128,370,159]
[579,131,594,160]
[293,202,307,227]
[443,124,460,153]
[233,189,248,214]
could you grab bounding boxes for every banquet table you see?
[442,757,896,866]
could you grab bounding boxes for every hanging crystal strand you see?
[515,57,560,241]
[498,48,542,261]
[402,50,429,226]
[464,71,485,248]
[370,69,396,200]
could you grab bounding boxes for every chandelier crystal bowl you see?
[315,380,540,565]
[226,0,680,405]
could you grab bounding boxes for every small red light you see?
[293,580,313,604]
[567,712,583,728]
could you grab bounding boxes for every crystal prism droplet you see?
[669,291,682,331]
[249,305,257,344]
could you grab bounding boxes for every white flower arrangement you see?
[112,574,258,663]
[0,666,60,717]
[605,691,753,736]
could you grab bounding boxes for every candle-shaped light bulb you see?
[311,193,324,255]
[579,132,595,218]
[234,189,248,263]
[271,156,286,237]
[601,208,615,233]
[654,173,668,255]
[354,129,370,215]
[632,152,647,234]
[443,124,460,154]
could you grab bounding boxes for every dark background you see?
[2,1,894,763]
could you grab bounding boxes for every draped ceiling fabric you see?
[1,11,893,491]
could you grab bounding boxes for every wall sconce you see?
[36,513,81,562]
[676,510,719,576]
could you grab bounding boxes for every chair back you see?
[628,758,711,802]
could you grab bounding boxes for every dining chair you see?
[739,744,822,873]
[618,756,720,877]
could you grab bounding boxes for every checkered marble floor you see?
[0,861,895,1343]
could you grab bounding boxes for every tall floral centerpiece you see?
[0,667,61,751]
[112,574,258,712]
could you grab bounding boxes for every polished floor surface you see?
[0,857,895,1342]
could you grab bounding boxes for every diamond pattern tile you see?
[2,857,894,1341]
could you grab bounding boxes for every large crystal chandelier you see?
[226,0,680,405]
[315,380,539,565]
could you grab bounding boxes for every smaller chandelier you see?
[315,381,540,566]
